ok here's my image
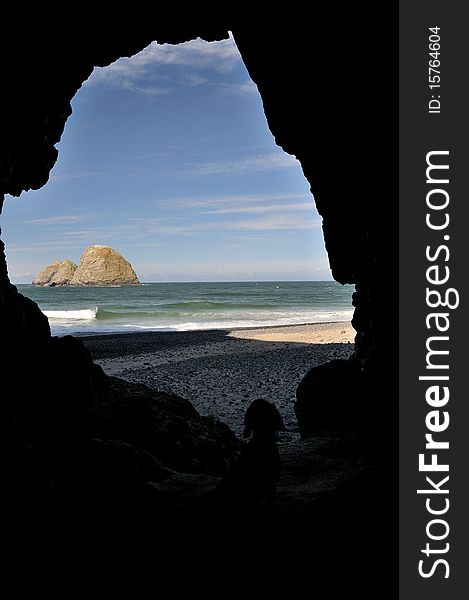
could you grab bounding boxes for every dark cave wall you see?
[0,11,396,397]
[232,18,397,375]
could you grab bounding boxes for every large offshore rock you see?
[32,246,139,286]
[70,245,139,286]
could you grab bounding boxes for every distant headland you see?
[33,244,140,286]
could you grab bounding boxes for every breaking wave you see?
[43,307,98,320]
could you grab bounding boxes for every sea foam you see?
[43,307,98,320]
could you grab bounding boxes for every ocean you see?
[17,281,354,336]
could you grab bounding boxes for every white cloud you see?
[119,83,174,96]
[166,192,311,209]
[215,80,258,96]
[132,214,320,236]
[87,37,242,94]
[181,73,209,87]
[25,215,86,225]
[228,216,320,232]
[190,152,300,176]
[200,202,314,215]
[126,192,319,236]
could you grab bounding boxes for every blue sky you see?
[1,34,332,283]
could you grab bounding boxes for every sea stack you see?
[32,259,78,286]
[32,245,140,286]
[70,245,139,286]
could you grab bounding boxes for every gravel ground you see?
[81,324,355,441]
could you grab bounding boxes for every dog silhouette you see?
[215,398,285,509]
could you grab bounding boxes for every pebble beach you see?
[82,322,355,440]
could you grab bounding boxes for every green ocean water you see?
[17,281,354,336]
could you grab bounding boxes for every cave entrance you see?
[1,34,354,435]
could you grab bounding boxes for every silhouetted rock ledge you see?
[32,245,140,286]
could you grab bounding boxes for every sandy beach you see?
[82,322,355,440]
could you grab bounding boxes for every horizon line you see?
[16,278,352,286]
